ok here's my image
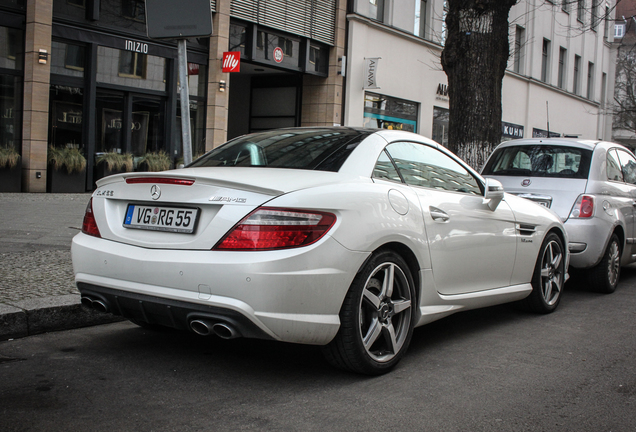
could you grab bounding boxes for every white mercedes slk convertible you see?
[72,127,568,375]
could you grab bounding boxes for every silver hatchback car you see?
[482,138,636,293]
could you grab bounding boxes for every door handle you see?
[429,206,449,222]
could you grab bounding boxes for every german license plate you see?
[123,204,199,233]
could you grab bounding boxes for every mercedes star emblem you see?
[150,185,161,200]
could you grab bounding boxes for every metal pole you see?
[178,39,193,166]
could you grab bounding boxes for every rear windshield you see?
[188,128,372,172]
[482,145,592,179]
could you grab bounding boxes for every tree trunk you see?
[441,0,517,170]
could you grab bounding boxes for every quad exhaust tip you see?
[189,319,239,339]
[81,296,109,313]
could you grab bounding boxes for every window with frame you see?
[607,149,623,182]
[573,55,581,95]
[591,0,599,30]
[541,39,551,83]
[513,26,525,74]
[414,0,427,39]
[119,51,147,78]
[615,24,625,38]
[278,37,293,56]
[577,0,585,23]
[122,0,146,22]
[384,141,482,195]
[558,47,566,89]
[617,149,636,185]
[587,62,594,99]
[604,6,611,39]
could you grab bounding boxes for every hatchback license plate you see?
[123,204,198,233]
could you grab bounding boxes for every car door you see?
[615,149,636,261]
[384,141,517,295]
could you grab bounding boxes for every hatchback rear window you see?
[188,128,373,172]
[482,145,592,179]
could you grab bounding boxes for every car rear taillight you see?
[125,177,194,186]
[569,195,595,219]
[214,207,336,251]
[81,198,101,238]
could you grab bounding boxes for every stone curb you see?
[0,294,123,341]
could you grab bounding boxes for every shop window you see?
[49,85,84,152]
[118,51,147,78]
[363,93,418,133]
[0,74,22,149]
[256,31,265,50]
[0,26,23,70]
[122,0,146,22]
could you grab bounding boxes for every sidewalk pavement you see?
[0,193,122,341]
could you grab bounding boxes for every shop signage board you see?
[502,122,524,139]
[145,0,213,39]
[222,52,241,73]
[364,58,380,89]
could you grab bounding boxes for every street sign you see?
[145,0,213,39]
[273,47,284,63]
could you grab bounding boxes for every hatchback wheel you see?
[322,250,416,375]
[518,232,565,313]
[589,234,621,294]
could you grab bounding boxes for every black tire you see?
[518,232,565,314]
[322,250,416,375]
[588,234,621,294]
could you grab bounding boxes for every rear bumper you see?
[72,232,369,345]
[565,217,613,268]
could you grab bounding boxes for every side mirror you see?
[484,178,505,211]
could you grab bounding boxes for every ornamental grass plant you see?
[48,146,87,174]
[138,151,171,172]
[96,151,134,172]
[0,146,20,169]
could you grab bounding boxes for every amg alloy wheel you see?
[322,250,416,375]
[519,232,565,313]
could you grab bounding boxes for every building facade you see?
[0,0,619,192]
[1,0,344,192]
[344,0,617,152]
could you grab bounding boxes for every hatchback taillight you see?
[214,207,336,250]
[569,195,595,219]
[81,198,101,238]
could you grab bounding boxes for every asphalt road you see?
[1,268,635,431]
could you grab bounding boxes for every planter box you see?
[0,161,22,192]
[47,165,87,193]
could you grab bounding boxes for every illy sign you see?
[222,52,241,73]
